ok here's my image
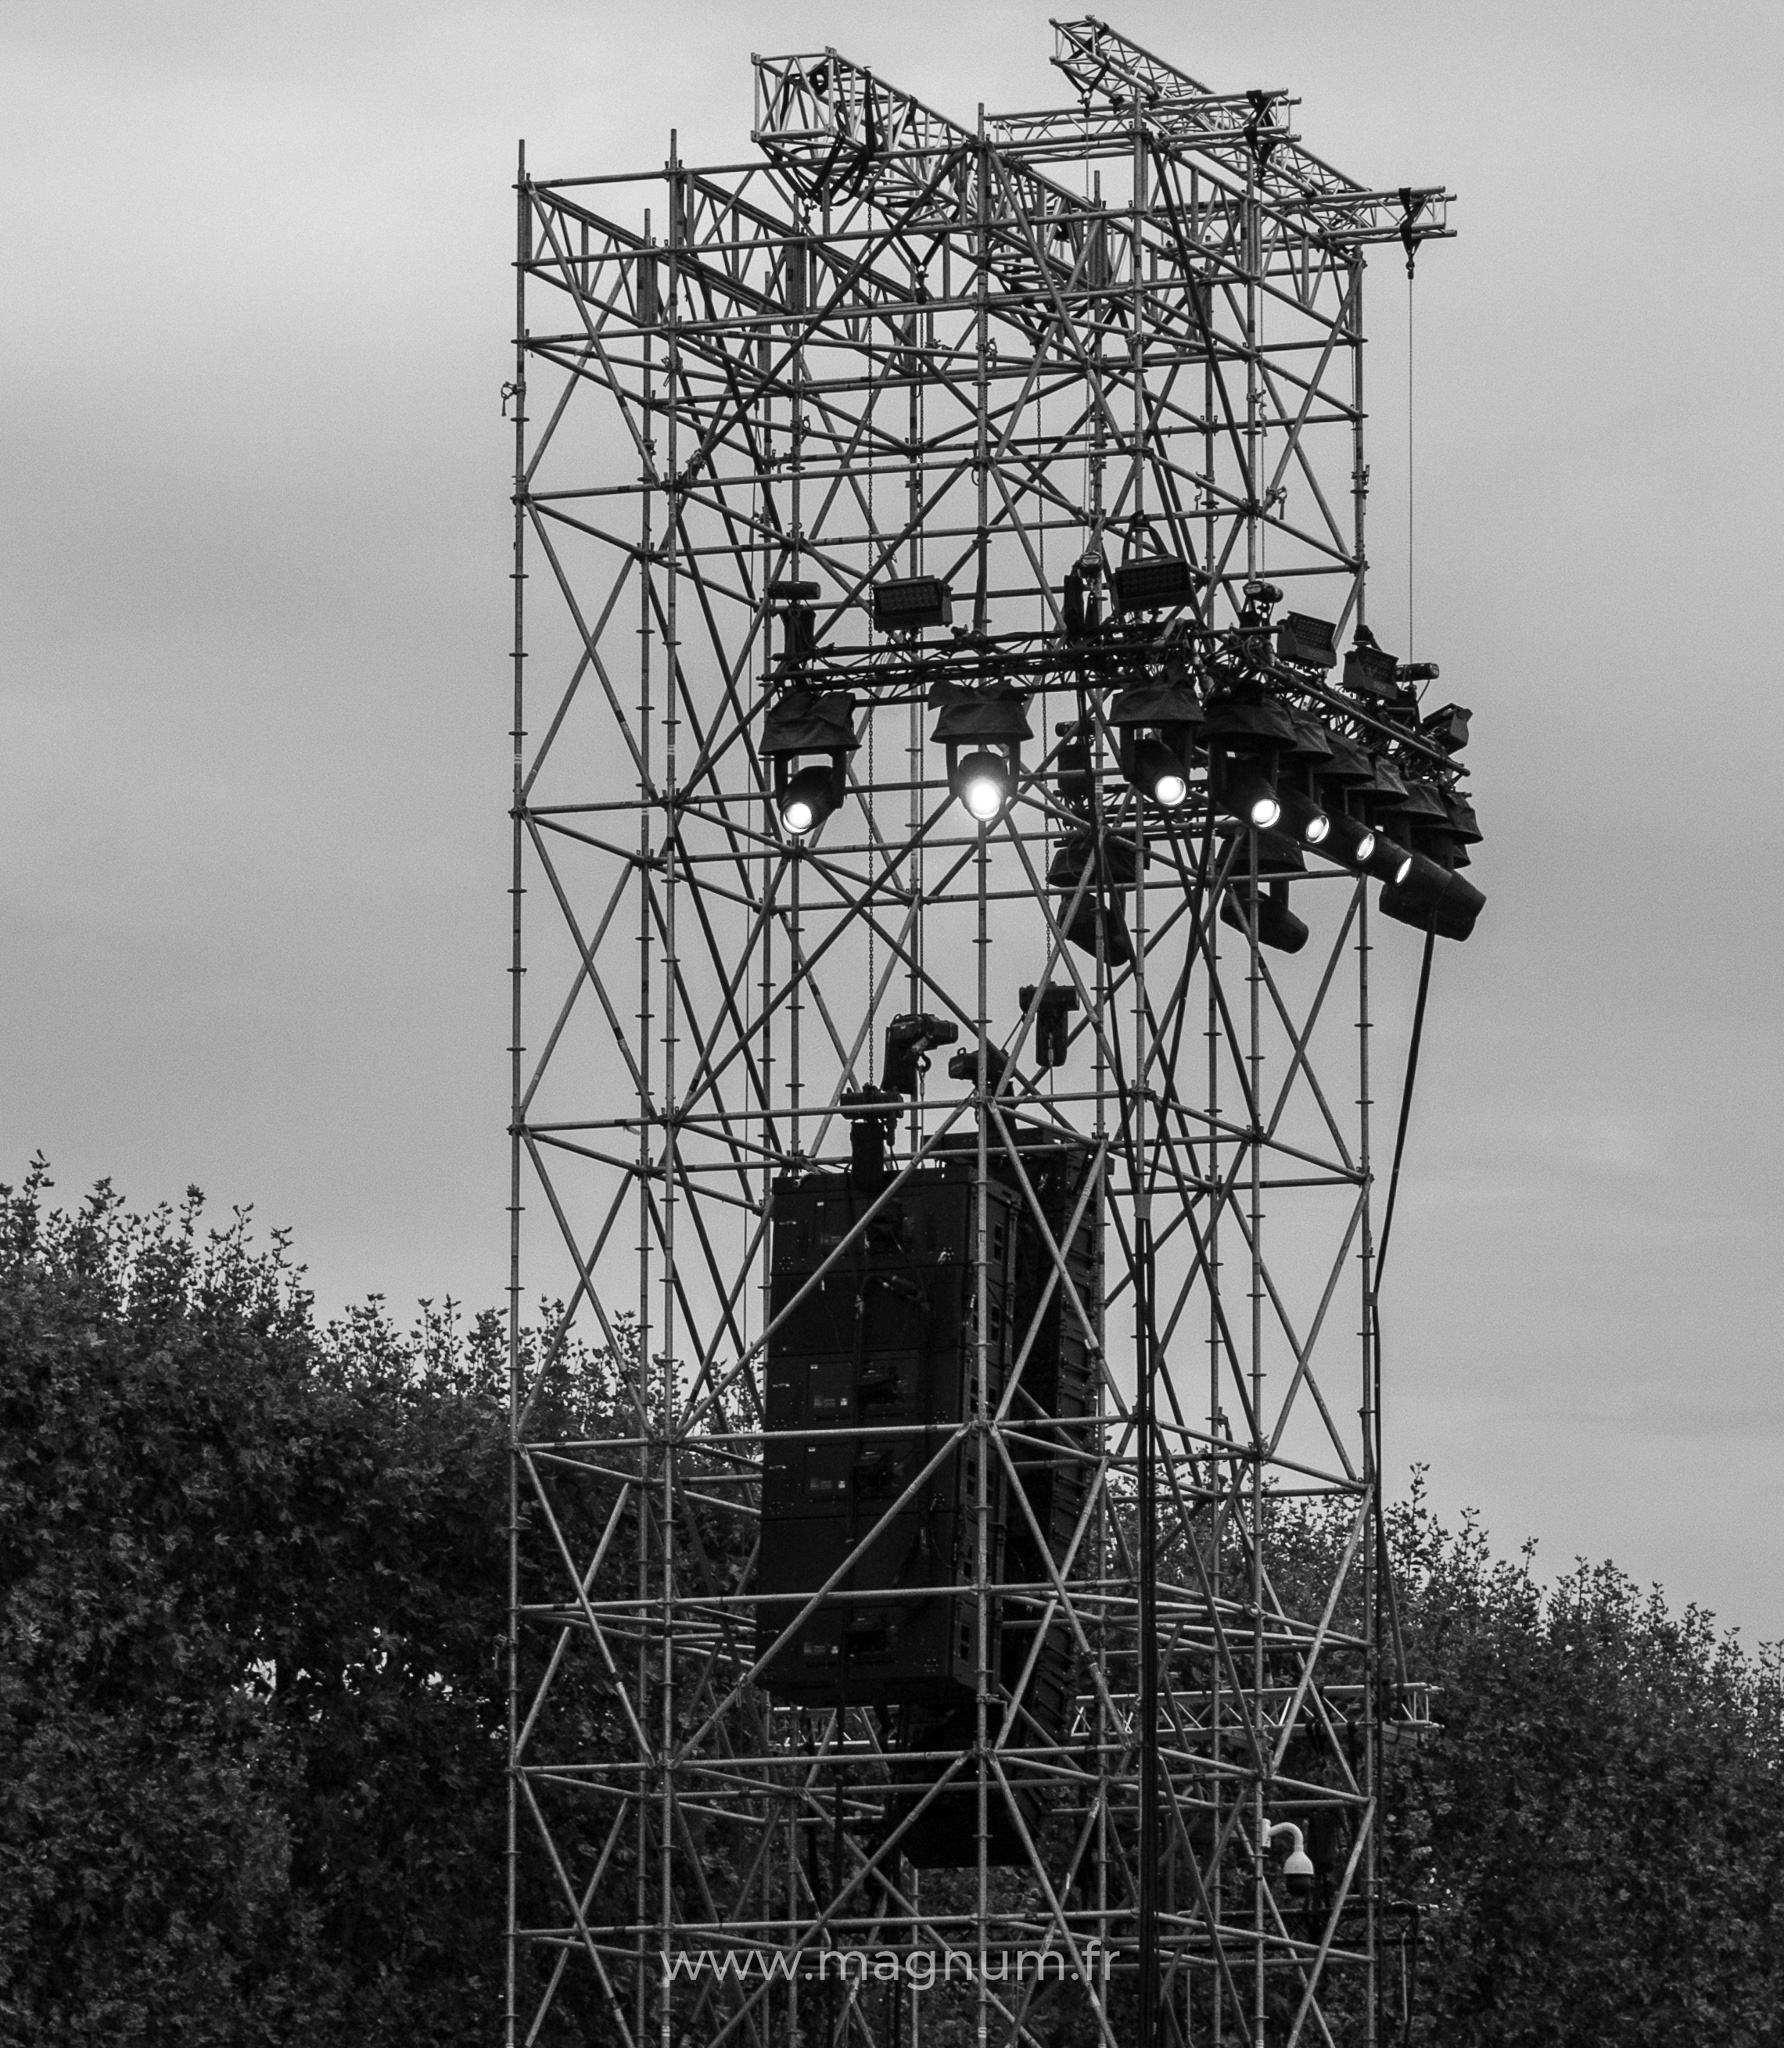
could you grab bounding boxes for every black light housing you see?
[1379,852,1485,942]
[1275,611,1338,670]
[931,681,1031,824]
[1213,757,1282,830]
[1110,554,1196,615]
[1019,982,1079,1068]
[880,1013,960,1095]
[760,689,859,839]
[777,762,841,836]
[873,575,953,633]
[1111,674,1201,809]
[1128,736,1190,808]
[1220,879,1309,955]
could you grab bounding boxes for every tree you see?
[0,1160,509,2048]
[1382,1479,1784,2046]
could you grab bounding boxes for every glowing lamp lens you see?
[1302,811,1330,845]
[955,749,1011,822]
[1152,768,1189,807]
[1250,794,1282,829]
[781,797,816,835]
[1356,828,1376,864]
[1391,852,1413,886]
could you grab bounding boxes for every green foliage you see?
[0,1161,508,2048]
[1383,1476,1784,2046]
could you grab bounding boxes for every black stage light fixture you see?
[759,689,859,840]
[1059,887,1134,965]
[1275,786,1330,846]
[1342,625,1400,700]
[930,681,1031,825]
[777,762,839,836]
[880,1013,960,1095]
[1202,694,1298,831]
[953,748,1014,822]
[1320,811,1378,871]
[946,1042,1011,1094]
[1129,736,1190,808]
[1110,554,1196,616]
[1379,851,1486,942]
[1220,879,1309,954]
[872,575,953,633]
[1111,674,1201,809]
[1054,721,1094,815]
[1049,834,1138,966]
[839,1086,902,1193]
[1214,758,1281,830]
[1019,983,1079,1069]
[1275,611,1338,670]
[1421,702,1472,754]
[1365,833,1414,886]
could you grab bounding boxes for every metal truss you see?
[507,21,1455,2048]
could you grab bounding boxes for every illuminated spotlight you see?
[777,763,838,837]
[1203,693,1297,832]
[952,748,1013,822]
[931,681,1031,825]
[1320,812,1377,870]
[1220,880,1308,955]
[1366,834,1415,887]
[760,687,858,842]
[1218,760,1281,829]
[1275,787,1330,845]
[1112,670,1201,810]
[1379,851,1486,942]
[1129,737,1189,808]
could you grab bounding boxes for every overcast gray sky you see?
[5,0,1781,1638]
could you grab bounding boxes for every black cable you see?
[1375,925,1435,1293]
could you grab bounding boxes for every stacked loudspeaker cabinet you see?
[506,20,1460,2048]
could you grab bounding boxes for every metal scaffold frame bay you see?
[507,19,1459,2048]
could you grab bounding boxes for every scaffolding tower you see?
[507,20,1468,2047]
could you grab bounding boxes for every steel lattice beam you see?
[507,27,1456,2048]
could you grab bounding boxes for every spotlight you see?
[880,1013,960,1095]
[946,1042,1011,1094]
[1365,834,1414,887]
[777,763,837,838]
[1219,761,1281,830]
[1275,786,1330,846]
[1274,611,1338,671]
[760,689,858,841]
[1220,879,1308,955]
[1019,983,1079,1069]
[1129,736,1189,808]
[1319,811,1377,871]
[1110,554,1196,615]
[872,575,953,634]
[1379,851,1485,942]
[953,748,1013,822]
[931,681,1030,824]
[1111,672,1201,811]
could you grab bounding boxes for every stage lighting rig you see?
[1203,693,1298,830]
[766,576,821,670]
[1221,878,1309,955]
[931,680,1030,823]
[759,688,859,839]
[880,1012,960,1095]
[872,574,953,635]
[1110,553,1197,617]
[1019,983,1079,1069]
[1111,674,1200,810]
[1275,610,1338,671]
[1380,850,1485,941]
